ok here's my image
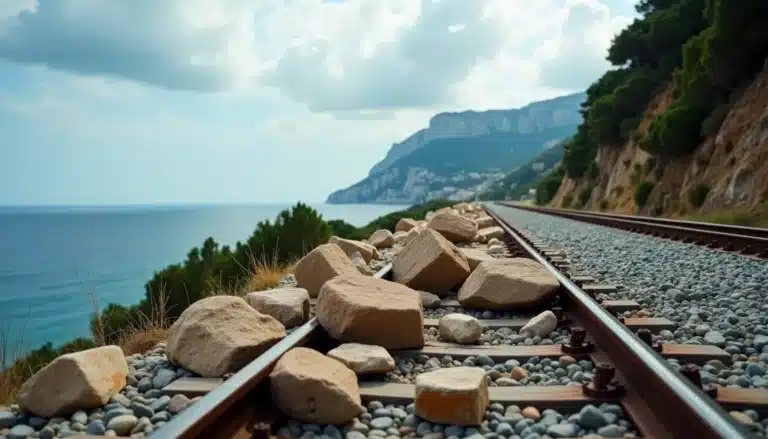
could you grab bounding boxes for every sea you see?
[0,203,409,359]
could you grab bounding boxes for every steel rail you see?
[485,202,753,439]
[151,263,393,439]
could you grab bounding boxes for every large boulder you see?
[392,229,470,295]
[350,251,374,276]
[415,367,489,425]
[270,347,361,424]
[439,314,483,344]
[427,211,477,243]
[475,216,494,229]
[419,291,442,309]
[329,236,379,263]
[16,346,129,417]
[327,343,395,374]
[478,226,504,241]
[295,244,359,297]
[520,311,558,338]
[458,259,559,310]
[316,274,424,349]
[368,229,395,249]
[246,287,311,328]
[167,296,286,377]
[395,218,419,232]
[459,248,495,271]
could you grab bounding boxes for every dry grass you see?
[682,204,768,227]
[0,325,30,405]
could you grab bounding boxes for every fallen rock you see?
[316,274,424,349]
[295,244,359,297]
[350,251,374,276]
[475,216,494,229]
[415,367,489,425]
[246,287,311,328]
[392,229,470,295]
[427,211,477,243]
[473,233,487,244]
[487,238,503,246]
[327,343,395,374]
[167,296,286,377]
[519,310,558,338]
[419,291,442,309]
[459,248,495,271]
[439,314,483,344]
[393,231,409,244]
[477,226,504,241]
[16,346,129,417]
[368,229,395,249]
[395,218,419,232]
[270,347,361,424]
[457,259,559,310]
[329,236,380,263]
[486,244,506,255]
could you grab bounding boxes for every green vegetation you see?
[635,181,655,208]
[683,204,768,227]
[330,199,455,240]
[688,183,710,207]
[562,194,574,208]
[478,143,565,201]
[578,184,595,207]
[535,167,566,205]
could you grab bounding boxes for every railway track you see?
[499,202,768,259]
[148,203,767,439]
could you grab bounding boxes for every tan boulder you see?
[350,251,374,276]
[269,347,361,424]
[329,236,379,263]
[520,310,558,337]
[459,248,495,271]
[415,367,489,425]
[458,259,559,310]
[439,314,483,344]
[368,229,395,249]
[475,216,494,229]
[392,229,470,295]
[478,226,504,241]
[393,230,408,244]
[167,296,286,377]
[427,210,478,243]
[316,274,424,349]
[419,291,442,309]
[17,346,129,417]
[473,233,487,244]
[295,244,359,297]
[395,218,419,232]
[246,287,311,328]
[327,343,395,374]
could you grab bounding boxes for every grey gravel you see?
[424,326,569,346]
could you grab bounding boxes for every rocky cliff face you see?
[368,93,585,176]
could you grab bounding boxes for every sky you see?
[0,0,636,205]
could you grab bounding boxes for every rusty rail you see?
[485,203,752,439]
[500,202,768,258]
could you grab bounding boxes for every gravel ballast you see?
[424,327,570,347]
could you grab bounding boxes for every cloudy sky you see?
[0,0,635,205]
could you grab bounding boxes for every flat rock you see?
[329,236,380,263]
[350,251,374,276]
[16,345,129,417]
[270,347,361,424]
[368,229,395,249]
[419,291,442,309]
[439,314,483,344]
[475,216,494,229]
[415,367,489,426]
[167,296,286,377]
[295,243,360,297]
[246,287,311,328]
[477,226,504,241]
[427,211,477,243]
[395,218,419,232]
[392,229,470,295]
[458,259,559,310]
[316,274,424,349]
[459,248,495,271]
[327,343,396,374]
[519,311,557,338]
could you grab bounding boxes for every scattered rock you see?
[7,424,35,439]
[393,231,409,244]
[439,313,484,344]
[427,210,478,243]
[475,216,495,229]
[459,248,495,271]
[167,295,286,377]
[294,244,360,297]
[395,218,419,232]
[350,251,375,276]
[270,347,361,424]
[522,406,541,421]
[16,345,129,417]
[520,311,558,338]
[106,414,138,436]
[487,238,503,247]
[477,226,504,241]
[392,229,470,295]
[415,367,489,425]
[419,291,442,309]
[368,230,395,249]
[246,287,311,328]
[316,274,424,349]
[329,236,380,263]
[327,343,396,374]
[458,259,559,310]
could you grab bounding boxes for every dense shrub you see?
[535,167,566,205]
[688,183,710,207]
[635,181,655,208]
[562,194,573,208]
[578,184,594,207]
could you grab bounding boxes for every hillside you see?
[477,142,565,201]
[328,93,584,204]
[536,0,768,218]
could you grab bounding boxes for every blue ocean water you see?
[0,203,408,355]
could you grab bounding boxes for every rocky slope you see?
[328,93,584,204]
